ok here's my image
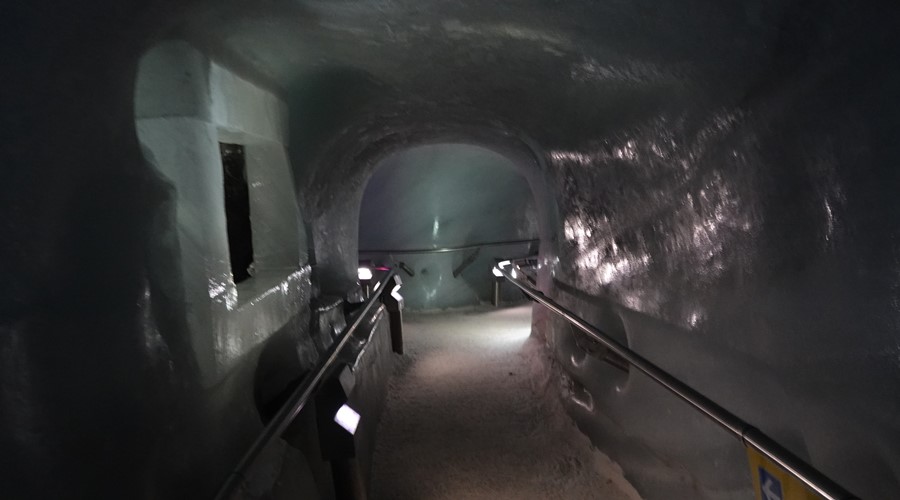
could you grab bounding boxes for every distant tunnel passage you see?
[358,144,540,310]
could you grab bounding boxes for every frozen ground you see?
[370,305,641,500]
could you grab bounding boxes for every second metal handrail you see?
[214,269,397,500]
[495,262,857,500]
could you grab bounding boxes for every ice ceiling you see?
[185,0,777,146]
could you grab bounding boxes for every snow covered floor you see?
[370,305,641,500]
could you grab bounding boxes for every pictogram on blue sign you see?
[759,467,784,500]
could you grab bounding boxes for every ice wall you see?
[540,16,900,497]
[1,26,321,498]
[359,144,539,309]
[136,41,309,384]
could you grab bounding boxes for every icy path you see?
[370,305,641,500]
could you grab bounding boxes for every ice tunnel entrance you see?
[358,143,540,310]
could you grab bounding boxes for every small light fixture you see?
[334,404,361,435]
[358,267,373,281]
[493,260,511,278]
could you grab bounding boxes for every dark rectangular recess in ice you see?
[220,142,254,283]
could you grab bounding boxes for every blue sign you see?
[759,467,784,500]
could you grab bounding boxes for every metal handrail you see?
[359,238,538,255]
[214,269,397,500]
[495,262,858,500]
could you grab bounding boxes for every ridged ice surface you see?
[371,306,641,499]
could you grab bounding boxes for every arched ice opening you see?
[358,143,540,310]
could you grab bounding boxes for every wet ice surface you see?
[371,305,641,500]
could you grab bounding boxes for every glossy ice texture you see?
[4,0,900,498]
[136,41,309,384]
